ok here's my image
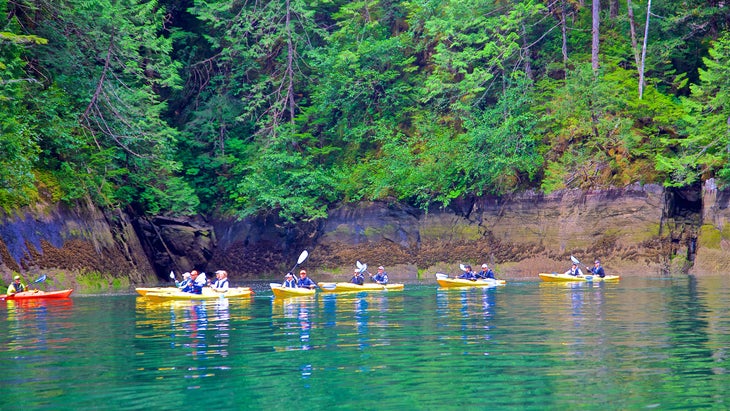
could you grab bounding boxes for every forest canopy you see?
[1,0,729,221]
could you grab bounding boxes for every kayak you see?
[317,282,404,293]
[435,273,506,288]
[2,289,74,300]
[143,287,253,302]
[135,287,178,296]
[270,283,316,298]
[538,273,620,282]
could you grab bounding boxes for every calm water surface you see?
[2,276,730,410]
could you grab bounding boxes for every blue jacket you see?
[589,265,606,278]
[298,277,316,288]
[476,269,495,279]
[283,279,298,288]
[372,272,389,284]
[459,271,477,280]
[351,273,364,285]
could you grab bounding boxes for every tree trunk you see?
[609,0,619,19]
[639,0,651,99]
[561,0,569,68]
[626,0,640,70]
[592,0,600,72]
[521,23,533,80]
[286,0,296,127]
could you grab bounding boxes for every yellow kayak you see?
[538,273,620,282]
[318,282,404,293]
[435,273,506,288]
[135,287,178,296]
[270,283,316,298]
[143,287,253,301]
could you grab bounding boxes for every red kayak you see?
[2,289,73,300]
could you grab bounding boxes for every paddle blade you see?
[435,273,449,280]
[459,264,467,272]
[169,271,175,279]
[570,255,580,265]
[356,261,364,269]
[34,274,47,283]
[297,250,309,265]
[359,264,367,273]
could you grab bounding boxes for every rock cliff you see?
[0,183,718,287]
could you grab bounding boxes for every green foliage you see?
[2,0,730,222]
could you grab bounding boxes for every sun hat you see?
[299,269,307,275]
[378,266,384,270]
[481,264,488,268]
[14,275,20,280]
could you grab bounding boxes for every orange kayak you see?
[2,289,74,300]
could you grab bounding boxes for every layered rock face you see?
[313,184,670,279]
[0,183,722,284]
[0,200,154,285]
[693,179,730,275]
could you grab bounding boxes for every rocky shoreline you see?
[2,181,726,289]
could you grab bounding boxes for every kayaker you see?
[175,272,192,289]
[458,265,477,280]
[297,269,316,289]
[6,275,26,295]
[350,268,364,285]
[587,260,606,278]
[476,264,495,280]
[182,270,205,294]
[370,266,389,285]
[282,273,298,288]
[564,263,584,277]
[211,270,229,292]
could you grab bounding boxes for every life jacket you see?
[283,279,297,288]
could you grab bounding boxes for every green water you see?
[2,277,729,410]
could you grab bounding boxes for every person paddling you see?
[282,272,298,288]
[297,269,316,289]
[370,266,389,285]
[564,263,584,277]
[587,260,606,278]
[7,275,26,295]
[175,272,192,289]
[182,270,205,294]
[458,265,477,280]
[350,268,364,285]
[211,270,229,292]
[476,264,495,280]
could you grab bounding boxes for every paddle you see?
[570,255,593,280]
[290,250,309,273]
[287,250,314,288]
